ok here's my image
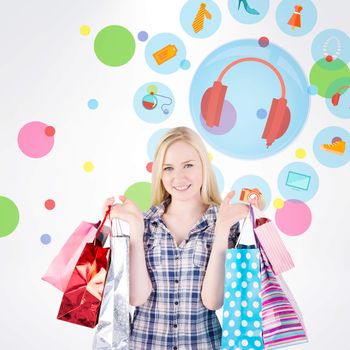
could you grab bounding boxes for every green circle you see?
[124,182,152,212]
[94,25,136,67]
[309,58,350,98]
[0,196,20,237]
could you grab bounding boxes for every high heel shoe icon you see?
[238,0,260,15]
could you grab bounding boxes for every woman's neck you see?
[164,196,209,220]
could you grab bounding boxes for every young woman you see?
[103,126,263,349]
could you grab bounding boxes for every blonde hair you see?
[151,126,222,206]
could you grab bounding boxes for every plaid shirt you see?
[129,197,240,350]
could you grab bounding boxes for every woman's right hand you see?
[102,196,144,238]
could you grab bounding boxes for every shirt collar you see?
[144,196,218,228]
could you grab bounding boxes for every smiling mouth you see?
[173,185,191,191]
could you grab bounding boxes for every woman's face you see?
[161,141,204,202]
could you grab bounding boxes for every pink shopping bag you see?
[252,206,294,275]
[42,220,110,292]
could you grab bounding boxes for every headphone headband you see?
[336,85,350,94]
[217,57,286,99]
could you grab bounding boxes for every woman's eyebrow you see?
[163,160,196,166]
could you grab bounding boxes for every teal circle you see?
[313,126,350,167]
[94,25,135,67]
[212,165,224,194]
[278,162,319,201]
[190,39,310,159]
[134,82,175,123]
[312,29,350,63]
[88,99,98,109]
[180,59,191,70]
[276,0,317,37]
[145,33,186,74]
[180,0,221,38]
[307,85,318,95]
[228,0,269,24]
[230,175,271,209]
[147,128,170,160]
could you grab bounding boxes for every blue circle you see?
[312,29,350,63]
[230,175,272,209]
[256,108,267,119]
[147,128,170,160]
[228,0,269,25]
[134,82,175,123]
[276,0,317,37]
[145,33,187,74]
[88,99,98,109]
[41,234,51,245]
[212,165,224,194]
[180,59,191,70]
[138,31,148,42]
[180,0,221,38]
[313,126,350,167]
[325,89,350,119]
[189,39,310,159]
[278,162,319,202]
[308,85,318,95]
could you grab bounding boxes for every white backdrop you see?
[0,0,349,349]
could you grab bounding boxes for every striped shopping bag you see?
[260,248,308,349]
[252,206,294,275]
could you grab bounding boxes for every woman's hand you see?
[216,191,249,231]
[102,195,144,238]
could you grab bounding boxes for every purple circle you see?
[332,136,342,143]
[256,108,267,119]
[200,100,237,135]
[41,234,52,245]
[258,36,269,48]
[138,31,148,42]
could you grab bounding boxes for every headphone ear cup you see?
[200,81,227,127]
[261,98,291,148]
[332,92,341,106]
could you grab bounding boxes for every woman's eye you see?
[163,167,173,171]
[185,163,193,168]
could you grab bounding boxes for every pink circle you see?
[146,162,153,173]
[275,200,312,236]
[18,121,55,158]
[45,199,55,210]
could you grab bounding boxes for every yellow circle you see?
[80,25,91,36]
[83,161,94,172]
[295,148,306,159]
[273,198,284,209]
[208,152,214,161]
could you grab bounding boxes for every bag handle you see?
[94,205,112,245]
[234,204,258,248]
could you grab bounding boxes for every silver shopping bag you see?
[92,219,132,350]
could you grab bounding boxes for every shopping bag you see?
[260,247,308,349]
[252,205,294,275]
[221,210,264,350]
[42,220,109,292]
[56,208,112,328]
[93,219,133,350]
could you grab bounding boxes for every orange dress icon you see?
[288,5,303,29]
[152,44,178,65]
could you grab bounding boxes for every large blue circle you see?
[189,39,310,159]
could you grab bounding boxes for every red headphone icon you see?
[201,57,291,148]
[332,85,350,106]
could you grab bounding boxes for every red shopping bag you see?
[57,208,112,328]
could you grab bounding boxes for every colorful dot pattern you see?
[221,249,264,350]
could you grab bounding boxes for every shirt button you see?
[174,324,177,328]
[175,279,179,283]
[175,255,179,260]
[173,347,177,350]
[175,301,179,305]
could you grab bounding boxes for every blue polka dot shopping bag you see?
[221,211,264,350]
